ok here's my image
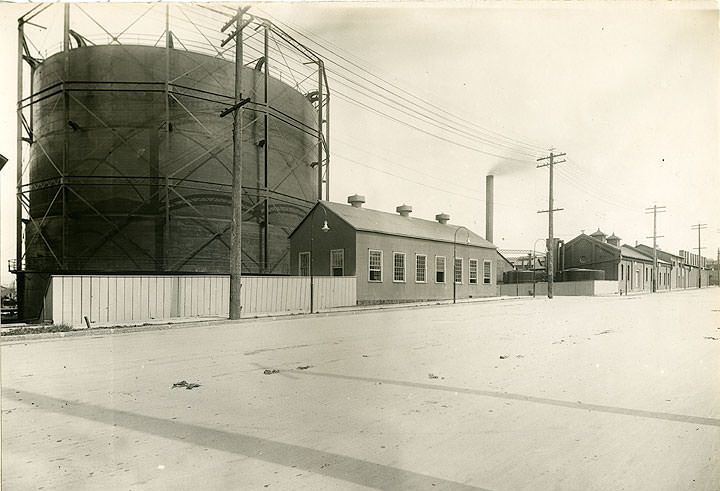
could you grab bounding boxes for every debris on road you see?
[263,369,280,375]
[296,365,313,370]
[362,354,368,357]
[595,330,613,335]
[703,336,719,341]
[499,355,509,359]
[171,380,201,390]
[428,373,439,379]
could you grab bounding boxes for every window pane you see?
[469,259,478,284]
[483,260,492,284]
[331,249,344,276]
[416,255,426,282]
[436,256,445,283]
[299,252,310,276]
[369,250,382,282]
[393,253,406,282]
[454,258,462,284]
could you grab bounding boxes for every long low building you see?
[289,195,499,304]
[562,230,672,294]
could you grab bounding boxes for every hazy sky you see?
[1,1,718,285]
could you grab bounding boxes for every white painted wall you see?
[45,275,357,327]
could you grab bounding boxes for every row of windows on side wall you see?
[369,250,491,285]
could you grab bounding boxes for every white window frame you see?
[393,252,406,283]
[482,259,492,285]
[435,256,446,284]
[330,249,344,276]
[469,259,478,285]
[299,252,310,276]
[415,254,427,283]
[368,249,383,282]
[454,257,463,284]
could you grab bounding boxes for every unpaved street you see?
[2,289,719,490]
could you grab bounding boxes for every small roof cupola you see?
[590,228,607,243]
[347,194,365,208]
[606,232,621,247]
[435,213,450,225]
[396,204,412,217]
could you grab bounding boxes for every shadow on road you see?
[291,371,720,428]
[2,387,490,491]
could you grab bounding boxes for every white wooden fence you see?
[43,275,357,327]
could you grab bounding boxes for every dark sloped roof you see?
[634,244,682,260]
[621,244,670,264]
[566,233,621,255]
[297,201,496,249]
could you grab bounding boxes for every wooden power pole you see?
[537,150,566,299]
[691,223,707,289]
[645,204,666,292]
[221,7,252,319]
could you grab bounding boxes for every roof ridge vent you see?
[396,204,412,217]
[435,213,450,225]
[347,194,365,208]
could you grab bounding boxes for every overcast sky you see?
[1,1,718,285]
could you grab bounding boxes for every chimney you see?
[486,175,494,243]
[396,204,412,217]
[347,194,365,208]
[435,213,450,225]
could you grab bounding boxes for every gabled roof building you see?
[562,232,672,294]
[289,195,499,304]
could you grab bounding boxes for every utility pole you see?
[537,150,566,299]
[645,204,666,292]
[221,7,252,320]
[691,223,707,289]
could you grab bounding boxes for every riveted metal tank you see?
[26,44,317,284]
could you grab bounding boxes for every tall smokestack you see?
[486,175,494,243]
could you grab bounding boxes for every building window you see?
[330,249,344,276]
[469,259,478,284]
[368,250,383,282]
[393,252,406,282]
[454,258,463,284]
[299,252,310,276]
[483,260,492,285]
[416,254,427,283]
[435,256,446,283]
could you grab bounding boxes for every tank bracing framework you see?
[14,3,330,287]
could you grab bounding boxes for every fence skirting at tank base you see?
[43,275,357,328]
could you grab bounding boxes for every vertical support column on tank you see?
[316,60,324,201]
[62,3,70,270]
[262,23,270,273]
[16,19,25,318]
[163,4,171,271]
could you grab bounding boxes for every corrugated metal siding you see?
[48,275,356,327]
